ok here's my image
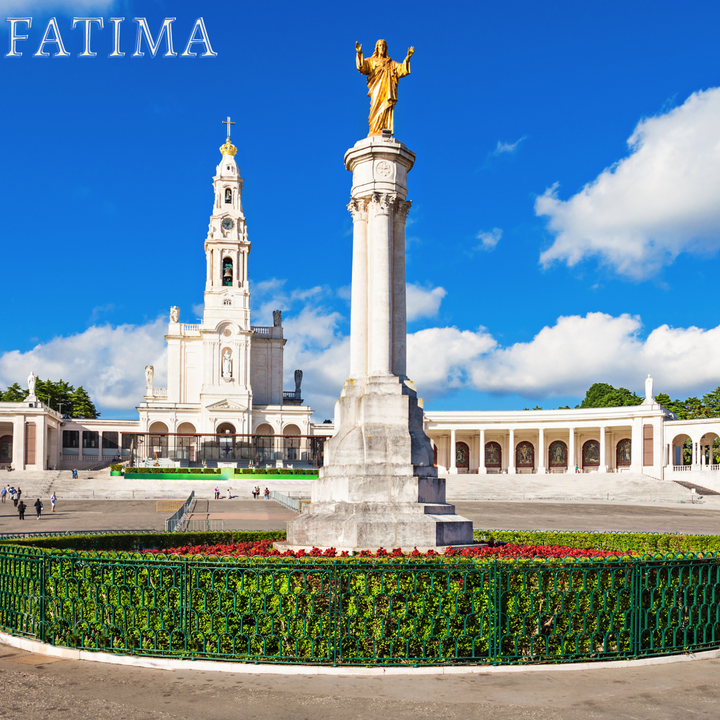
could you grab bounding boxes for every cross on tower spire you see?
[222,116,235,141]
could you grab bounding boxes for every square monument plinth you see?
[282,376,474,552]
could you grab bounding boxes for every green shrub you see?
[110,464,123,473]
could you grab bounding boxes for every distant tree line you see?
[526,382,720,418]
[0,378,99,418]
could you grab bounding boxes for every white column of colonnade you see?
[537,427,545,474]
[569,428,575,472]
[478,429,486,474]
[449,429,457,474]
[599,426,607,473]
[508,428,515,473]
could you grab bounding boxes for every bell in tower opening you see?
[223,257,233,286]
[225,188,232,204]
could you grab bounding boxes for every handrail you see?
[164,491,195,532]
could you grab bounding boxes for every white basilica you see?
[0,126,330,471]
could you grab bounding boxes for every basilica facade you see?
[0,131,330,471]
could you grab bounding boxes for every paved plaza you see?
[0,640,718,720]
[3,496,720,535]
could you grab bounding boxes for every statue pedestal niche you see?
[282,135,473,552]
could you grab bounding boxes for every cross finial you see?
[222,116,235,141]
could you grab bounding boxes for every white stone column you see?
[449,429,457,474]
[368,193,393,377]
[12,416,25,470]
[392,201,411,378]
[537,428,545,474]
[478,429,486,474]
[36,416,47,470]
[348,199,369,379]
[205,247,212,291]
[631,419,643,472]
[599,426,607,473]
[568,428,575,472]
[508,429,515,474]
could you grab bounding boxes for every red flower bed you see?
[147,540,630,560]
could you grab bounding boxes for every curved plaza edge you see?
[2,630,719,676]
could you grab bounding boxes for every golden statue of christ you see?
[356,39,414,136]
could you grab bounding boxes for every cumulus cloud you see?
[0,319,167,413]
[538,87,720,278]
[474,228,502,251]
[406,284,446,321]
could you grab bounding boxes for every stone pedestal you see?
[284,134,473,552]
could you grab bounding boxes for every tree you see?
[578,383,643,409]
[34,378,74,415]
[702,386,720,418]
[70,386,99,418]
[0,382,28,402]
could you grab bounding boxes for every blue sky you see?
[2,0,720,420]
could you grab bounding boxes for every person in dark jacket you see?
[17,500,26,520]
[34,498,43,519]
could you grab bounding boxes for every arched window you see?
[485,441,502,468]
[222,257,233,286]
[548,440,568,468]
[224,188,232,204]
[616,439,632,467]
[456,441,469,470]
[516,441,535,468]
[582,439,600,468]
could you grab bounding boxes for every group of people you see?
[252,486,270,500]
[2,486,57,520]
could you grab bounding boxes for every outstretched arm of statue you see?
[356,41,368,74]
[397,46,414,78]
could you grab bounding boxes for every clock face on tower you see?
[222,218,234,230]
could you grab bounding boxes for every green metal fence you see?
[2,544,720,666]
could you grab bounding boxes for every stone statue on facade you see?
[222,352,232,378]
[356,39,414,136]
[145,365,154,388]
[27,371,36,397]
[294,369,303,397]
[645,374,654,402]
[273,310,282,327]
[170,306,179,323]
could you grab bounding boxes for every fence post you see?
[39,554,46,643]
[491,559,499,665]
[332,561,338,666]
[632,558,643,658]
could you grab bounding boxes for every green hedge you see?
[473,529,720,554]
[3,534,720,666]
[233,468,317,476]
[125,467,221,475]
[2,530,286,552]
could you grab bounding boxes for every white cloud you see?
[538,87,720,278]
[491,137,526,155]
[0,319,167,413]
[406,283,446,321]
[474,228,502,251]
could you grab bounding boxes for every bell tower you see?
[203,117,251,330]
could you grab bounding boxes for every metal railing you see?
[3,546,720,666]
[270,490,310,512]
[164,491,195,532]
[0,529,158,541]
[184,518,225,532]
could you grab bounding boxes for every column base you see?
[284,495,473,551]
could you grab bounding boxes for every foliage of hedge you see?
[3,534,720,665]
[2,530,286,553]
[125,467,222,475]
[474,529,720,554]
[233,468,317,476]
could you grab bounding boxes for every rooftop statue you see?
[356,39,414,136]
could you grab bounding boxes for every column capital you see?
[347,198,368,220]
[395,199,412,221]
[370,192,397,215]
